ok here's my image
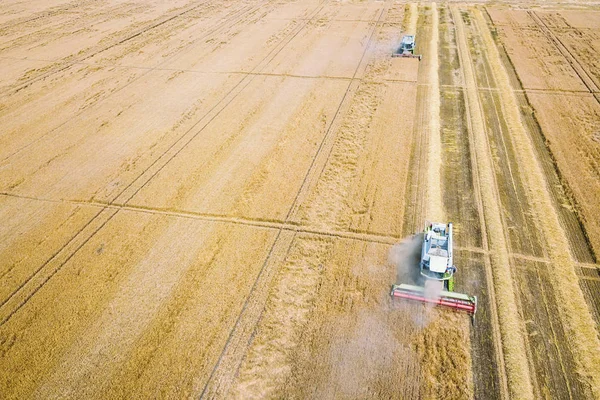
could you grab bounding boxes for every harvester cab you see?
[391,221,477,318]
[421,222,456,291]
[392,35,422,60]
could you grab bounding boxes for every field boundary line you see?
[0,192,401,245]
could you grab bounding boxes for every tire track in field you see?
[402,3,428,235]
[0,0,326,328]
[481,8,596,265]
[5,190,580,264]
[473,8,600,398]
[0,0,269,163]
[469,9,587,398]
[0,0,97,32]
[0,0,212,97]
[0,0,272,318]
[204,4,391,398]
[0,2,276,312]
[0,0,141,50]
[451,5,533,400]
[528,11,600,104]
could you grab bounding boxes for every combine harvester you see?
[392,35,422,60]
[391,222,477,317]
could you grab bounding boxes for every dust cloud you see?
[388,233,423,285]
[388,233,444,327]
[424,279,443,301]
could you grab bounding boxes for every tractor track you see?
[6,191,574,263]
[0,0,271,314]
[402,5,427,236]
[439,4,506,398]
[3,1,600,398]
[199,3,390,397]
[451,5,531,399]
[7,54,599,95]
[0,0,331,328]
[468,7,600,398]
[0,0,274,163]
[0,0,211,97]
[528,11,600,104]
[0,0,123,49]
[0,0,98,32]
[464,7,576,398]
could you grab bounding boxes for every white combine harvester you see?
[392,35,422,60]
[391,222,477,317]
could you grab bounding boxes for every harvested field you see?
[1,1,599,399]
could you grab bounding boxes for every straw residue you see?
[474,8,600,397]
[427,3,443,222]
[406,3,418,35]
[451,5,534,399]
[415,311,474,400]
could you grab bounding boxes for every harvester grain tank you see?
[392,35,422,60]
[391,222,477,317]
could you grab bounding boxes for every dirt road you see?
[1,0,599,399]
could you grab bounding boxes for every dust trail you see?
[388,233,422,285]
[414,280,444,329]
[423,279,443,301]
[388,233,473,398]
[427,2,443,222]
[388,234,442,328]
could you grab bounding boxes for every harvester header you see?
[391,284,477,316]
